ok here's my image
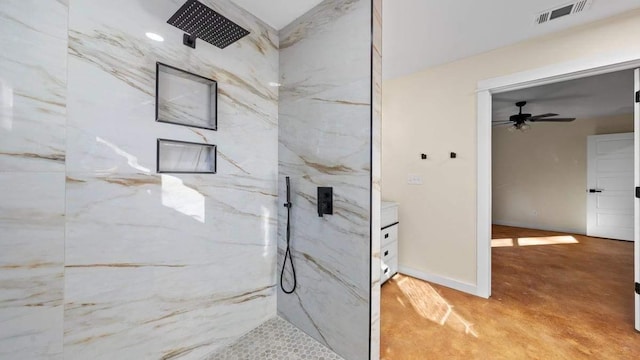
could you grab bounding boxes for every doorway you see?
[587,132,635,241]
[491,70,634,238]
[476,57,640,331]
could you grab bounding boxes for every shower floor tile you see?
[208,317,344,360]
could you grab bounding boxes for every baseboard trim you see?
[398,265,480,297]
[492,220,584,235]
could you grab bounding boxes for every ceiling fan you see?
[493,101,576,132]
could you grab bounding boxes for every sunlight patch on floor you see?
[491,238,514,247]
[394,275,479,337]
[492,235,579,247]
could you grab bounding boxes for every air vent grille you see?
[573,0,588,13]
[536,12,550,24]
[535,0,593,25]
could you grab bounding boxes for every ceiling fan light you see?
[521,124,531,132]
[508,125,517,133]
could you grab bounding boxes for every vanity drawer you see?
[381,255,398,283]
[381,241,397,263]
[381,262,392,282]
[381,224,398,247]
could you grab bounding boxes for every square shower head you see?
[167,0,250,49]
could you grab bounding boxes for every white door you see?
[586,133,634,241]
[634,68,639,332]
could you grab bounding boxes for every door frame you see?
[476,52,640,299]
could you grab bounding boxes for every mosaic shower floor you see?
[208,317,344,360]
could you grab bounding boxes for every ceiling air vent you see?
[535,0,593,25]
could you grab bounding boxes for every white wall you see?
[382,9,640,288]
[492,114,633,234]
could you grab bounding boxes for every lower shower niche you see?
[157,139,216,174]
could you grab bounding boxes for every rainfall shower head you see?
[167,0,250,49]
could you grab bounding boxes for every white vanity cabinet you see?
[381,201,399,284]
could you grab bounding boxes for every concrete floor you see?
[381,225,640,359]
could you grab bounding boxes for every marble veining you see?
[0,0,68,358]
[63,0,279,358]
[370,0,383,358]
[0,172,65,359]
[279,0,361,50]
[277,1,374,359]
[2,0,380,358]
[66,0,278,176]
[0,0,68,172]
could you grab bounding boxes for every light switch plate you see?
[407,174,423,185]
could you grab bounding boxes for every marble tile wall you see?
[209,316,344,359]
[2,0,279,358]
[2,0,380,358]
[277,1,377,359]
[370,0,383,358]
[0,0,68,358]
[63,0,279,358]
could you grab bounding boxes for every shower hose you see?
[280,183,297,294]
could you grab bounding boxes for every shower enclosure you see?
[0,0,381,359]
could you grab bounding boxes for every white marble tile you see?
[64,0,280,358]
[65,56,277,177]
[64,171,278,358]
[65,173,277,265]
[0,306,63,360]
[370,0,383,358]
[276,173,370,358]
[0,0,67,172]
[66,0,278,176]
[0,172,65,359]
[279,80,371,173]
[279,0,371,100]
[0,173,66,289]
[64,266,275,360]
[0,1,67,358]
[277,1,373,359]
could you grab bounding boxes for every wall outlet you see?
[407,174,423,185]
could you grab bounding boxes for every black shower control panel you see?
[317,187,333,217]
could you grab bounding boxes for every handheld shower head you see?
[281,176,296,294]
[284,176,292,208]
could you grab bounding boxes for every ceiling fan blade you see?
[527,113,558,120]
[529,117,576,122]
[492,122,513,127]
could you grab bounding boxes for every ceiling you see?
[230,0,324,30]
[383,0,640,79]
[492,69,635,123]
[230,0,640,80]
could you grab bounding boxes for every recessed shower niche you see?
[156,62,218,130]
[157,139,216,174]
